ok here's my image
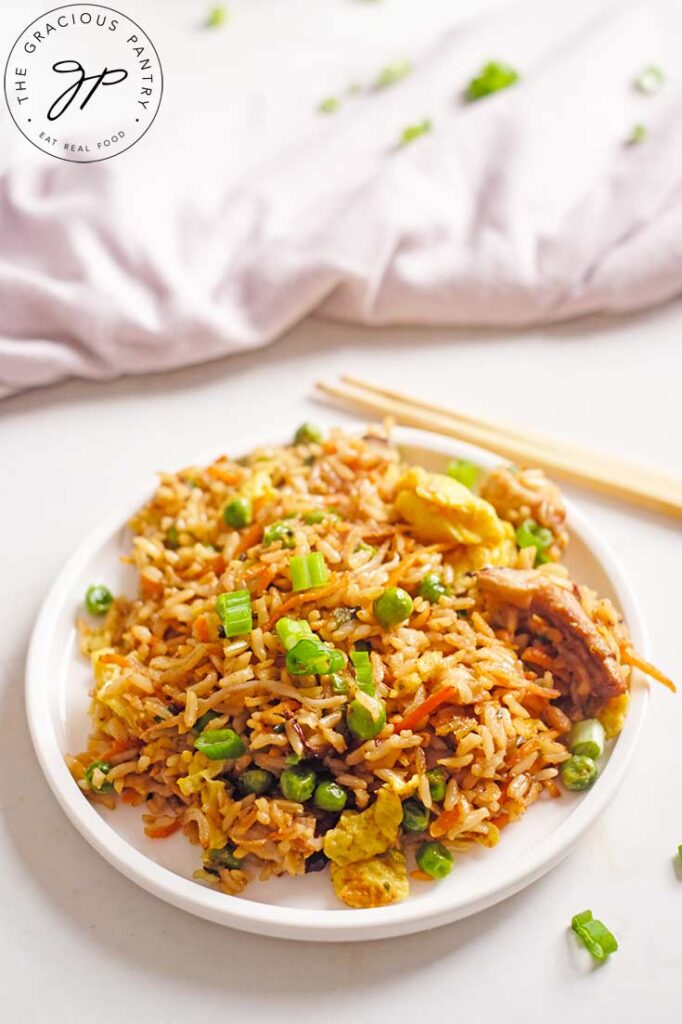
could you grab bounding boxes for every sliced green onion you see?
[560,754,598,791]
[208,845,242,869]
[84,760,113,793]
[193,710,220,733]
[165,523,180,549]
[290,552,329,592]
[263,521,296,548]
[571,910,618,961]
[216,589,252,637]
[206,5,228,29]
[329,673,350,695]
[627,123,647,145]
[446,459,479,489]
[568,719,605,760]
[634,65,664,95]
[466,61,519,101]
[318,97,340,115]
[276,616,314,651]
[515,518,554,565]
[286,638,344,676]
[678,844,682,867]
[350,649,375,695]
[375,59,412,90]
[194,727,245,760]
[399,119,432,146]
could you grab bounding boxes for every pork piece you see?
[480,466,568,556]
[477,567,626,713]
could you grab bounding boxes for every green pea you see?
[426,767,447,803]
[208,844,243,870]
[515,518,554,566]
[193,710,220,733]
[237,768,276,795]
[85,584,113,616]
[560,754,598,791]
[294,423,323,445]
[165,524,180,549]
[84,759,113,793]
[194,727,246,760]
[416,840,453,879]
[223,497,253,529]
[314,779,348,812]
[304,509,340,525]
[280,763,317,802]
[446,459,479,489]
[418,572,450,603]
[263,521,296,548]
[373,587,413,628]
[346,698,386,741]
[329,673,349,695]
[402,798,430,833]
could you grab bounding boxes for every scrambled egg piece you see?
[598,692,629,740]
[177,752,227,796]
[323,788,403,867]
[448,520,517,574]
[239,470,276,506]
[394,468,509,546]
[91,648,138,728]
[331,848,409,908]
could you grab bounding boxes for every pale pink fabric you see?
[1,0,682,397]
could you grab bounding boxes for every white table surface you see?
[2,1,682,1021]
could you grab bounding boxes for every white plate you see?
[26,425,648,941]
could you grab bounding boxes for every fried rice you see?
[67,424,673,908]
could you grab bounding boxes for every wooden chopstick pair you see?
[316,376,682,519]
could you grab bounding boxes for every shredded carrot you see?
[521,680,562,699]
[410,869,434,882]
[622,648,676,693]
[192,615,211,643]
[141,575,163,598]
[430,807,460,838]
[490,812,510,829]
[242,562,270,581]
[234,523,263,558]
[122,789,139,805]
[521,649,556,672]
[99,653,128,668]
[253,564,279,596]
[206,463,242,484]
[266,580,341,629]
[101,737,137,760]
[144,820,182,839]
[393,685,457,733]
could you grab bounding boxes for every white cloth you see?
[1,0,681,397]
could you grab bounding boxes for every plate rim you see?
[25,424,649,941]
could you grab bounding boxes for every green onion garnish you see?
[399,119,432,146]
[678,844,682,867]
[290,552,329,592]
[84,760,113,793]
[446,459,479,489]
[350,649,375,695]
[206,5,228,29]
[216,589,252,637]
[571,910,618,961]
[634,65,664,95]
[627,123,647,145]
[568,719,605,760]
[263,521,296,548]
[276,616,314,651]
[375,59,412,90]
[465,61,519,101]
[318,97,340,115]
[515,518,554,565]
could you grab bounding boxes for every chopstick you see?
[316,376,682,519]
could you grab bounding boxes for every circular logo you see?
[4,4,162,163]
